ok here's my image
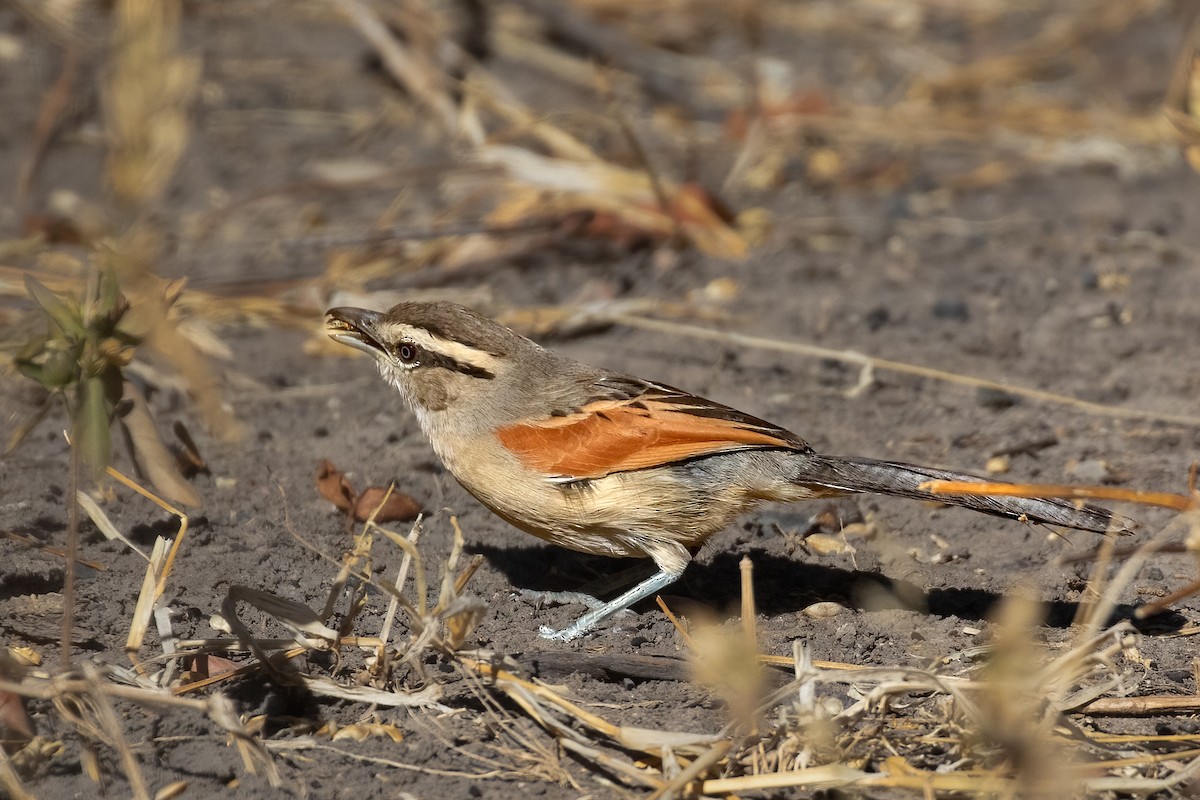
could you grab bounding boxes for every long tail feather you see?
[798,454,1134,534]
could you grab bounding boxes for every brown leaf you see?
[121,381,202,507]
[22,212,87,245]
[353,487,421,523]
[326,721,405,743]
[186,653,240,681]
[0,689,34,753]
[316,460,357,513]
[171,420,209,477]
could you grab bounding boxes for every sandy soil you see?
[2,1,1200,798]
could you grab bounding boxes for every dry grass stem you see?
[376,517,422,651]
[655,596,693,647]
[265,739,506,780]
[104,0,198,206]
[1136,577,1200,620]
[74,492,149,561]
[108,466,189,669]
[0,746,35,800]
[739,555,757,651]
[327,0,465,139]
[608,312,1200,428]
[0,669,279,787]
[461,656,721,756]
[84,664,150,800]
[0,530,106,571]
[647,738,732,800]
[1081,695,1200,715]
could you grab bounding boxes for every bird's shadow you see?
[470,542,1184,633]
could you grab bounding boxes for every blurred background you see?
[3,0,1198,491]
[2,0,1196,308]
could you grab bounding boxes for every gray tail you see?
[798,454,1134,534]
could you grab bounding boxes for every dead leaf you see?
[186,653,240,681]
[441,594,487,650]
[318,460,422,522]
[323,721,405,743]
[172,420,209,477]
[354,487,422,523]
[0,689,34,753]
[121,381,201,507]
[22,212,87,245]
[316,460,357,514]
[475,147,748,259]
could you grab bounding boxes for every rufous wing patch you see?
[496,398,797,479]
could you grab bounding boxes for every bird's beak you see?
[325,307,386,356]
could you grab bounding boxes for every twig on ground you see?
[1080,695,1200,715]
[84,664,150,800]
[107,466,189,672]
[0,531,106,570]
[327,0,467,138]
[0,745,34,800]
[606,312,1200,428]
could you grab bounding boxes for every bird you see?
[325,301,1132,641]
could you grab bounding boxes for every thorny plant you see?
[14,271,140,480]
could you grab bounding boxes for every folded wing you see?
[496,383,807,480]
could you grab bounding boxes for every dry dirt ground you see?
[2,1,1200,798]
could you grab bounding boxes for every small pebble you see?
[818,697,844,716]
[985,455,1011,475]
[840,522,876,541]
[1069,459,1109,484]
[805,533,851,555]
[0,34,21,61]
[931,549,970,564]
[864,307,890,331]
[699,277,739,302]
[931,298,969,321]
[1163,669,1192,684]
[803,601,847,619]
[977,387,1019,410]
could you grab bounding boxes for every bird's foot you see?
[538,623,585,641]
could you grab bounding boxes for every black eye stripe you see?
[392,341,493,379]
[424,351,494,379]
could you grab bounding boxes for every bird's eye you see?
[397,343,418,364]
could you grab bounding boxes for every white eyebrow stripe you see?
[400,326,500,372]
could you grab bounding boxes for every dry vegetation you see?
[2,0,1200,797]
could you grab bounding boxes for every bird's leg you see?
[538,567,683,641]
[520,560,658,612]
